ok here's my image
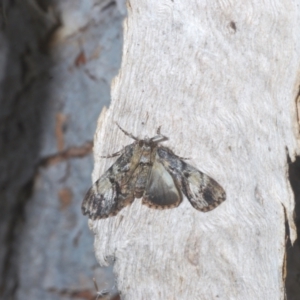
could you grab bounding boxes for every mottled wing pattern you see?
[143,158,182,209]
[181,163,226,211]
[157,147,226,212]
[82,143,138,219]
[82,177,134,219]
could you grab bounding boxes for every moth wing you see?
[82,175,134,219]
[143,158,182,208]
[182,164,226,211]
[157,147,226,212]
[82,144,137,219]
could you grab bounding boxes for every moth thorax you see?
[140,155,151,164]
[140,143,151,151]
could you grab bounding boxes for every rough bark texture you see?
[0,0,125,299]
[88,1,300,299]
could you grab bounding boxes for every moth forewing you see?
[182,165,226,212]
[143,157,182,208]
[82,143,138,219]
[82,176,135,219]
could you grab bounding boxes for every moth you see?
[82,124,226,219]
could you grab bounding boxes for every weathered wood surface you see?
[89,0,300,299]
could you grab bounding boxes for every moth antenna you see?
[116,122,139,141]
[157,125,162,134]
[101,148,123,158]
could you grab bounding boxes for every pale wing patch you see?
[143,159,182,208]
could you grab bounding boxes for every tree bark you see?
[0,0,124,299]
[88,0,300,299]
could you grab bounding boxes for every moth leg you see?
[156,125,162,134]
[93,278,99,293]
[175,155,190,160]
[93,277,109,299]
[116,122,139,141]
[101,149,123,158]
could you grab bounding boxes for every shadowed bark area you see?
[0,1,58,295]
[286,156,300,300]
[0,0,125,299]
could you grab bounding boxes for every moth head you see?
[116,122,169,147]
[138,137,153,151]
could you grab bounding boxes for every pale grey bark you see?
[89,1,300,299]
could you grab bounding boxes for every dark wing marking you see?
[82,143,138,219]
[157,147,226,212]
[143,158,182,209]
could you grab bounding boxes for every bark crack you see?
[40,141,93,167]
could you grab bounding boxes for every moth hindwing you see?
[82,124,226,219]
